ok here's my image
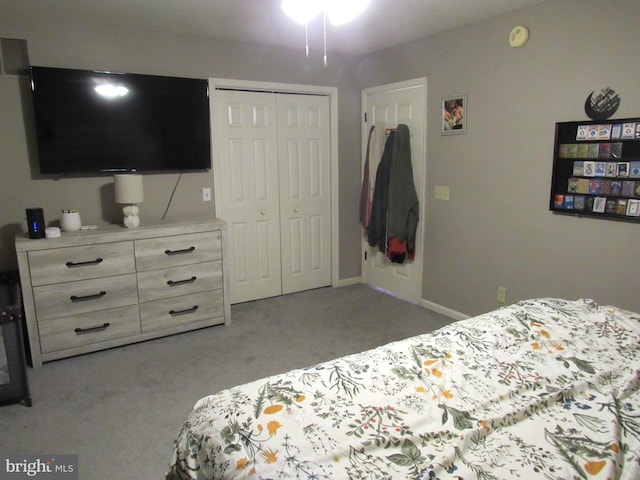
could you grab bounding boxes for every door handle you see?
[293,207,300,213]
[260,209,267,215]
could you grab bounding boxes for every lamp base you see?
[122,205,140,228]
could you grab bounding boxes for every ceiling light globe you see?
[281,0,323,24]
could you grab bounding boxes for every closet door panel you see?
[278,94,331,294]
[215,90,282,304]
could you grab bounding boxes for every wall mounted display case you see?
[550,118,640,222]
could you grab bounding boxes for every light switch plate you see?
[435,185,450,201]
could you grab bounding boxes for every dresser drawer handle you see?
[66,258,103,268]
[164,246,196,256]
[74,322,110,335]
[169,305,199,316]
[167,276,197,286]
[70,291,107,302]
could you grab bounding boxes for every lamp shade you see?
[114,174,144,204]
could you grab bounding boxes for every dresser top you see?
[16,216,226,252]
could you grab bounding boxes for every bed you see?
[166,298,640,479]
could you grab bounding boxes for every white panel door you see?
[214,88,332,303]
[277,94,332,294]
[214,89,281,304]
[362,79,426,303]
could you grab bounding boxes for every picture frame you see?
[441,94,467,135]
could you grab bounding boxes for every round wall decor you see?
[584,87,620,120]
[509,25,529,48]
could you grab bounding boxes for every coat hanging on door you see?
[359,125,375,233]
[367,130,395,253]
[359,125,385,234]
[367,124,419,263]
[386,124,419,263]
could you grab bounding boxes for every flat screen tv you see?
[30,66,211,175]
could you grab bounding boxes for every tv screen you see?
[30,66,211,175]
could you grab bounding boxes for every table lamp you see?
[114,174,144,228]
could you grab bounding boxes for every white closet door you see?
[214,89,332,303]
[277,94,332,294]
[214,89,282,304]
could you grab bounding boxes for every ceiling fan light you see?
[281,0,323,25]
[326,0,369,25]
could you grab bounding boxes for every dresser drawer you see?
[140,290,224,333]
[28,242,135,286]
[134,231,221,272]
[38,305,141,354]
[33,274,138,321]
[137,261,222,303]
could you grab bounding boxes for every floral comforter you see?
[167,298,640,479]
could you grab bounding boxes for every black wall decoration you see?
[584,87,620,121]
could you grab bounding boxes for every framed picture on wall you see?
[442,94,467,135]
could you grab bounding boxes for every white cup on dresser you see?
[60,211,81,232]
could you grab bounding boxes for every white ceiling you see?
[2,0,549,54]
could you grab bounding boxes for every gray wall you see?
[1,0,639,316]
[358,0,640,315]
[0,17,365,295]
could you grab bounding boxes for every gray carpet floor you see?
[0,284,452,479]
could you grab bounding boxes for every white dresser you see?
[15,217,229,367]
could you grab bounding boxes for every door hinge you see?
[364,251,367,260]
[364,112,367,123]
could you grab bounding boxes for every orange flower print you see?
[432,368,443,378]
[424,359,438,366]
[540,330,551,339]
[236,457,249,471]
[267,420,282,436]
[261,448,278,464]
[296,395,306,402]
[415,386,426,393]
[440,388,454,399]
[531,342,541,350]
[584,460,606,475]
[263,404,283,415]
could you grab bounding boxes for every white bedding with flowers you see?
[167,298,640,479]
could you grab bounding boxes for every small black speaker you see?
[26,208,45,239]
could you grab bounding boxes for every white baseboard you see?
[334,277,362,287]
[333,280,469,321]
[420,299,469,321]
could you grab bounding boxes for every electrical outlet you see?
[497,286,507,304]
[202,188,211,202]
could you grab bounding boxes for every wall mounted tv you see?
[30,66,211,175]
